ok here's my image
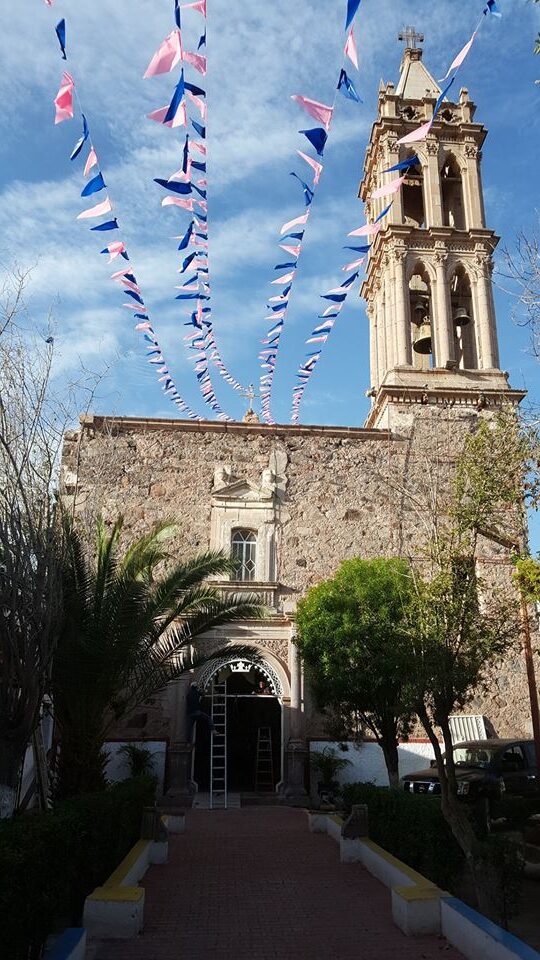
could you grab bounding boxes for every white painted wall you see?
[104,741,167,793]
[310,740,436,787]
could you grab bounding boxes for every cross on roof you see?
[239,383,257,414]
[398,26,424,48]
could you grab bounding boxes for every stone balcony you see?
[212,581,295,616]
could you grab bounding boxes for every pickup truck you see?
[401,739,538,801]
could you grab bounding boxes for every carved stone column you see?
[434,252,454,368]
[424,139,442,227]
[281,639,308,804]
[382,264,392,377]
[393,250,411,366]
[366,304,379,389]
[474,255,497,369]
[463,143,485,229]
[289,640,302,737]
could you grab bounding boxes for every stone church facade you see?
[62,42,535,801]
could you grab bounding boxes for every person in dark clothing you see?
[186,682,215,740]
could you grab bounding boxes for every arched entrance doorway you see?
[193,655,283,800]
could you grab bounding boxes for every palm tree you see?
[52,516,263,798]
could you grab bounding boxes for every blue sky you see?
[0,0,538,433]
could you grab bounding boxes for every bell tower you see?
[361,31,518,428]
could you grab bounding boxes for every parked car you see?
[401,739,539,803]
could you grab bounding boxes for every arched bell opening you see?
[192,654,283,796]
[441,154,466,230]
[408,264,434,370]
[450,265,477,369]
[402,152,425,229]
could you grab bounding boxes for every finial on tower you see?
[398,26,424,49]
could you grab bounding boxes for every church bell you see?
[411,295,432,354]
[453,305,471,327]
[413,322,432,355]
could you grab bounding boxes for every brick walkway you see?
[89,807,462,960]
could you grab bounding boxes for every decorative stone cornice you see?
[360,225,499,300]
[364,383,526,430]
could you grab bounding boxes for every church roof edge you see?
[78,414,392,442]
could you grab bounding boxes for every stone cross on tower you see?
[398,26,424,49]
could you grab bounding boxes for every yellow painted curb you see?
[393,884,448,902]
[87,885,144,903]
[104,840,148,888]
[362,839,437,888]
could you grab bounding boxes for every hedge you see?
[341,781,465,891]
[0,776,155,960]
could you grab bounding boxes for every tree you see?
[296,557,416,787]
[499,221,540,358]
[404,411,532,915]
[0,269,104,817]
[52,516,263,798]
[514,554,540,599]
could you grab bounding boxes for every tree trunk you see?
[417,710,498,919]
[0,738,25,818]
[379,735,400,788]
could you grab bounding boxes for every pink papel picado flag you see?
[271,271,295,285]
[396,120,432,146]
[370,175,406,200]
[439,30,478,83]
[77,196,112,220]
[348,221,382,238]
[182,0,207,14]
[291,95,334,130]
[162,197,195,210]
[182,51,207,75]
[344,28,359,70]
[280,211,309,235]
[103,242,126,263]
[343,256,365,271]
[84,147,98,177]
[147,101,187,128]
[54,72,75,124]
[297,150,323,185]
[144,30,183,78]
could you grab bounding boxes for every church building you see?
[62,37,532,805]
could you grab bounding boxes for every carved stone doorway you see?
[193,657,283,795]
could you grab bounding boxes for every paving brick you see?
[89,807,462,960]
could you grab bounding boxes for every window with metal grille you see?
[231,529,257,582]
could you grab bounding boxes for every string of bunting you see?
[44,0,503,425]
[47,11,201,420]
[144,0,245,422]
[290,0,503,422]
[258,0,364,425]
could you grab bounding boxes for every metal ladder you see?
[255,726,274,792]
[210,679,227,809]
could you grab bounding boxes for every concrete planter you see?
[84,834,170,939]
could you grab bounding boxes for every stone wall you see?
[61,404,538,742]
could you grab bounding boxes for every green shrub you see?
[341,781,465,891]
[0,776,155,960]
